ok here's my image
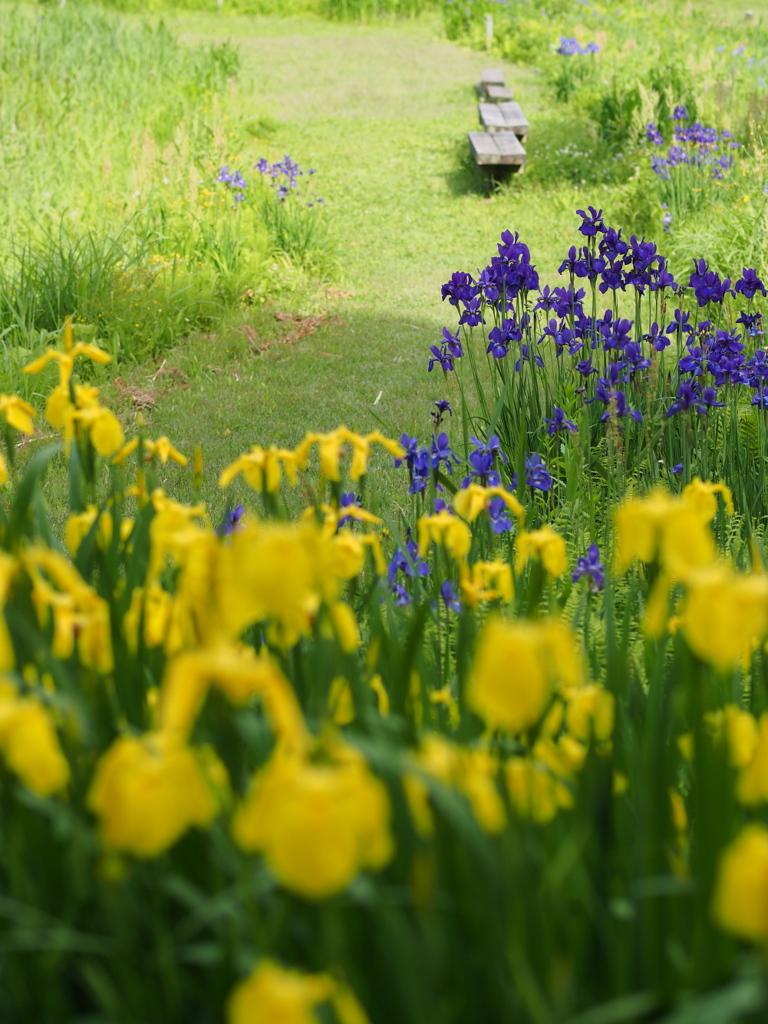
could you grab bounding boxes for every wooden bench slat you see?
[468,131,526,167]
[486,84,514,102]
[494,132,526,163]
[478,102,507,130]
[468,131,500,164]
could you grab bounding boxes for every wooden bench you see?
[468,131,526,171]
[478,101,529,142]
[469,69,529,172]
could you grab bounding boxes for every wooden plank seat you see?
[468,131,526,169]
[478,100,529,142]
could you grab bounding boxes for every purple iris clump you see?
[216,505,245,537]
[752,388,768,409]
[514,344,545,371]
[671,105,689,121]
[255,155,323,205]
[646,123,664,145]
[599,313,633,351]
[572,543,604,592]
[599,227,629,261]
[540,319,581,357]
[547,285,586,319]
[557,36,600,55]
[479,231,540,311]
[735,269,767,300]
[747,350,768,387]
[575,357,598,376]
[545,406,578,435]
[525,453,552,492]
[459,295,485,327]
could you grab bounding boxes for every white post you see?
[484,14,493,50]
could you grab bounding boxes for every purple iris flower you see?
[735,269,767,299]
[644,322,670,350]
[689,259,732,306]
[737,311,764,338]
[431,400,453,428]
[431,433,459,474]
[428,346,455,372]
[217,505,245,537]
[440,580,462,613]
[546,407,578,435]
[488,496,513,533]
[388,533,430,584]
[576,206,605,236]
[666,309,693,337]
[572,543,604,592]
[525,453,552,492]
[487,318,522,358]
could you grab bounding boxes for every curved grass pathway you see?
[137,12,599,510]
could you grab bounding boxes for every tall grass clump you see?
[0,5,325,369]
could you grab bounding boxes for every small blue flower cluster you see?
[556,36,600,55]
[254,155,324,207]
[217,166,248,204]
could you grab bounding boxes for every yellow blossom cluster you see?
[615,480,768,668]
[23,319,123,457]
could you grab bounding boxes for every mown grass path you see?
[127,12,591,510]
